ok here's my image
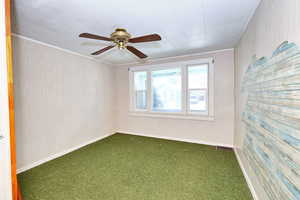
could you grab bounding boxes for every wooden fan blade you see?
[126,46,147,59]
[79,33,112,41]
[91,45,115,55]
[129,34,161,43]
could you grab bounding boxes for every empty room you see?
[1,0,300,200]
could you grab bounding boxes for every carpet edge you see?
[17,132,115,174]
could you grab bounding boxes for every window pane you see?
[134,71,147,90]
[135,91,147,110]
[188,64,208,89]
[189,90,207,112]
[152,68,181,112]
[134,71,147,110]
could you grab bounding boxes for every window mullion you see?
[182,65,187,114]
[129,70,134,112]
[188,88,207,91]
[208,59,214,117]
[147,70,152,112]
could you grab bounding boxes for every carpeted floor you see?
[18,133,253,200]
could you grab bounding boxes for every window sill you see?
[128,112,214,121]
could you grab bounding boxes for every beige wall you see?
[13,36,235,172]
[234,0,300,199]
[13,36,115,170]
[115,50,235,147]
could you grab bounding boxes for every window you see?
[152,68,181,112]
[133,71,147,110]
[129,58,214,120]
[188,64,208,113]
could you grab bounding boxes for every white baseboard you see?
[234,148,259,200]
[17,132,115,174]
[117,131,234,148]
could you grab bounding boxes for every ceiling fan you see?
[79,28,162,59]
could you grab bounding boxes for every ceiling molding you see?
[114,48,234,68]
[11,33,115,67]
[11,33,234,68]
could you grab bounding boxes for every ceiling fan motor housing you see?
[111,28,131,49]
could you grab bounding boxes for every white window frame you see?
[129,57,214,121]
[150,66,183,114]
[186,64,209,116]
[130,70,148,112]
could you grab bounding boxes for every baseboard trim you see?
[234,148,259,200]
[17,132,115,174]
[117,131,234,148]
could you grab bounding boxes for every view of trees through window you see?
[152,68,181,112]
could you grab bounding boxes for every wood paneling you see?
[241,42,300,200]
[5,0,22,199]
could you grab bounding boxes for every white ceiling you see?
[12,0,261,65]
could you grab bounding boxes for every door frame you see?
[0,0,21,199]
[0,0,13,199]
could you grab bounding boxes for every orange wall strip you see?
[5,0,22,199]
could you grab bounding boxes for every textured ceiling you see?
[12,0,261,65]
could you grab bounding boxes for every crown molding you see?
[12,33,234,68]
[114,48,234,68]
[11,33,115,67]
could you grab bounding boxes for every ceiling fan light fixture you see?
[117,41,126,49]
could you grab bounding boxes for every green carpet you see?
[18,133,253,200]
